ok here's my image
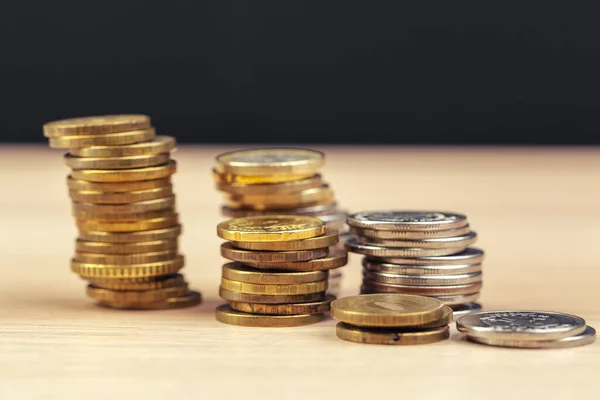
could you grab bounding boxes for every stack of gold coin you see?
[215,215,348,327]
[330,294,452,345]
[213,147,348,296]
[42,115,201,309]
[345,211,483,317]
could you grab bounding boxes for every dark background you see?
[2,1,600,144]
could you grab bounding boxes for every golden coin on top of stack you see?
[42,115,201,309]
[215,215,348,327]
[345,211,483,317]
[330,294,452,345]
[213,147,348,297]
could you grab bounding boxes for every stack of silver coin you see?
[346,211,483,317]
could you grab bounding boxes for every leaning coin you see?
[230,228,339,251]
[219,287,326,304]
[215,304,325,327]
[43,114,151,137]
[347,210,468,231]
[366,247,485,266]
[336,323,450,345]
[215,147,324,176]
[450,302,483,317]
[363,258,482,275]
[244,249,347,271]
[70,135,176,157]
[363,271,482,286]
[467,326,596,349]
[456,311,588,341]
[229,295,335,315]
[217,215,325,242]
[359,232,477,249]
[351,225,471,240]
[48,129,155,149]
[345,237,465,257]
[220,242,328,263]
[64,153,170,170]
[222,262,327,284]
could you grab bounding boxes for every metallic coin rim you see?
[70,135,175,157]
[347,210,468,231]
[229,294,335,315]
[99,290,201,310]
[217,215,325,242]
[220,277,328,295]
[220,242,328,263]
[362,280,483,296]
[363,258,482,275]
[359,231,477,249]
[215,148,325,176]
[466,326,596,349]
[70,160,176,183]
[230,228,339,251]
[364,247,485,265]
[48,129,155,149]
[351,225,471,240]
[219,287,326,304]
[43,114,151,136]
[363,270,483,285]
[336,322,450,345]
[215,304,325,327]
[345,237,466,257]
[216,173,324,195]
[222,262,328,284]
[244,249,347,271]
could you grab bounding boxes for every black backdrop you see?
[2,1,600,144]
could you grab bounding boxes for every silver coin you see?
[221,202,338,218]
[345,237,466,257]
[363,258,482,275]
[456,311,588,341]
[347,210,467,231]
[358,231,477,249]
[432,293,481,305]
[351,225,471,240]
[362,280,482,296]
[363,270,482,286]
[467,326,596,349]
[365,247,485,266]
[450,302,483,317]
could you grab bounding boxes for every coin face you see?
[347,211,467,231]
[217,215,325,241]
[456,311,588,341]
[215,148,324,175]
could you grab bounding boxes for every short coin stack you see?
[331,294,453,345]
[457,311,596,349]
[346,211,483,316]
[42,115,201,309]
[213,147,348,297]
[215,215,348,327]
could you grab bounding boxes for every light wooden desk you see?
[1,145,598,400]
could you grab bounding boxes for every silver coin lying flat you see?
[347,210,468,231]
[468,325,596,349]
[359,231,477,249]
[345,237,466,258]
[450,302,483,317]
[363,258,482,275]
[366,247,485,266]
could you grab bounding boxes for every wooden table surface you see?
[1,145,599,400]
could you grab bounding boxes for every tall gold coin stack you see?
[42,114,201,309]
[331,294,452,345]
[345,211,483,317]
[212,147,348,297]
[215,215,348,327]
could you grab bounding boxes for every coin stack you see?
[346,211,483,317]
[213,147,349,297]
[457,311,596,349]
[215,215,348,327]
[331,294,452,345]
[42,114,201,309]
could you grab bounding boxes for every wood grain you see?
[0,145,599,400]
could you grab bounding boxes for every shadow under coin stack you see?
[215,215,348,327]
[42,115,201,309]
[346,211,483,317]
[330,294,453,345]
[213,148,348,297]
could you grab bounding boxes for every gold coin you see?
[219,287,326,304]
[245,249,347,271]
[88,274,185,291]
[215,304,325,327]
[87,283,189,304]
[64,153,170,170]
[351,225,471,240]
[75,249,178,264]
[362,281,483,296]
[78,225,182,243]
[71,255,185,279]
[362,258,482,275]
[216,174,323,195]
[69,186,173,204]
[43,114,151,137]
[76,213,179,232]
[70,136,176,157]
[220,242,328,263]
[363,271,483,286]
[230,229,339,251]
[100,290,202,310]
[221,277,327,295]
[214,171,316,185]
[75,239,178,254]
[330,294,448,328]
[466,326,596,349]
[367,247,485,266]
[217,215,325,242]
[70,160,176,182]
[229,295,335,315]
[215,148,324,176]
[222,262,328,284]
[225,185,334,210]
[48,129,155,149]
[345,237,465,257]
[336,323,450,345]
[359,232,477,249]
[67,176,171,192]
[221,202,339,218]
[72,196,175,218]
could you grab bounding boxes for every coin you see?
[69,186,173,205]
[362,281,482,296]
[351,225,471,240]
[75,239,178,254]
[229,295,335,315]
[225,185,334,210]
[217,215,325,242]
[221,202,339,218]
[75,249,178,264]
[345,237,466,257]
[363,271,482,286]
[359,232,477,249]
[428,292,481,305]
[67,176,171,192]
[64,153,170,170]
[221,277,328,295]
[76,214,179,232]
[245,249,347,271]
[366,247,485,266]
[222,262,328,284]
[69,136,176,157]
[450,302,483,317]
[230,229,339,251]
[456,311,588,341]
[87,274,185,291]
[72,196,175,217]
[467,326,596,349]
[48,129,155,149]
[219,287,326,304]
[87,283,189,303]
[71,255,185,279]
[220,243,328,263]
[70,160,176,182]
[330,294,449,327]
[362,259,482,276]
[347,211,468,231]
[215,304,325,327]
[43,114,151,137]
[215,172,316,185]
[215,148,324,176]
[78,225,182,243]
[100,290,202,310]
[216,174,323,195]
[336,323,450,345]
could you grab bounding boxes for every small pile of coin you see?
[213,147,348,296]
[215,215,348,327]
[330,294,452,345]
[346,211,483,317]
[457,311,596,349]
[42,115,201,309]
